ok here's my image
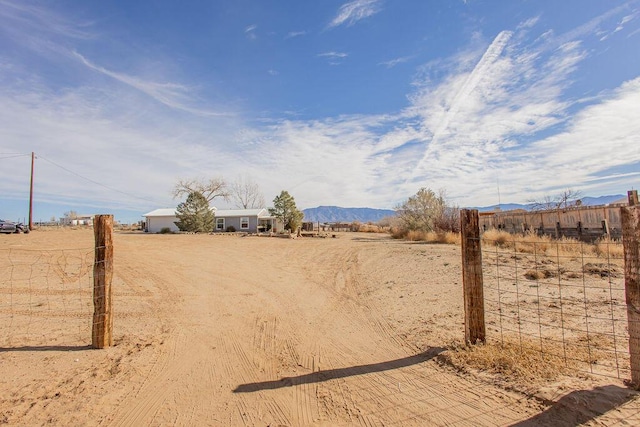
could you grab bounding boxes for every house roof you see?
[143,208,271,218]
[214,208,268,217]
[143,208,177,217]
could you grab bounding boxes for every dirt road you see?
[1,230,637,425]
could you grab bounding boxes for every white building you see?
[143,208,281,233]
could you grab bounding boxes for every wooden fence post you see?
[461,209,486,345]
[623,191,640,387]
[93,215,114,349]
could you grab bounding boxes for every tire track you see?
[107,330,188,427]
[223,329,296,427]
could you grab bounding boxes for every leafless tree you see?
[63,210,78,220]
[172,177,230,204]
[231,176,265,209]
[529,188,583,211]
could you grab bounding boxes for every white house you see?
[143,208,180,233]
[143,207,281,233]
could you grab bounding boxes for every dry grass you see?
[595,236,625,258]
[402,230,460,244]
[439,336,605,384]
[355,223,389,233]
[481,229,623,259]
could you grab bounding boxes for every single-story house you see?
[143,207,282,233]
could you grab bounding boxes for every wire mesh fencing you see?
[0,246,95,349]
[480,231,630,380]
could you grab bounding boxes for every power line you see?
[0,153,31,160]
[35,154,169,206]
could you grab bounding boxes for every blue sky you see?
[1,0,639,224]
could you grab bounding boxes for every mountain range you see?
[302,206,395,223]
[302,195,626,223]
[473,194,626,212]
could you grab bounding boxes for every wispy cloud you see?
[286,30,307,39]
[601,11,638,39]
[0,74,246,214]
[409,30,515,178]
[317,51,349,65]
[328,0,382,28]
[388,9,638,204]
[0,1,93,41]
[317,51,349,58]
[553,2,635,45]
[615,12,638,32]
[73,52,228,117]
[245,24,257,40]
[379,55,413,68]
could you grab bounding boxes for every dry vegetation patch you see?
[393,229,461,244]
[439,337,605,386]
[480,230,624,260]
[583,262,621,278]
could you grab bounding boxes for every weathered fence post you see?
[461,209,485,345]
[93,215,114,349]
[622,190,640,388]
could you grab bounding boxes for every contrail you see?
[410,30,513,179]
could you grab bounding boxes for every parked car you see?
[0,219,29,234]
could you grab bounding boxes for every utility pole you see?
[29,152,34,231]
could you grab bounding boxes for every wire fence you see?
[0,246,95,348]
[480,233,629,379]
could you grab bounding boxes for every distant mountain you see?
[302,194,626,223]
[474,194,625,212]
[580,195,627,206]
[301,195,626,223]
[475,203,528,212]
[302,206,395,223]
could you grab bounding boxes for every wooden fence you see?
[462,190,640,387]
[479,202,626,242]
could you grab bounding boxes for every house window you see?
[216,218,225,231]
[240,217,249,229]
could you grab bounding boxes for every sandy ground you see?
[1,229,639,426]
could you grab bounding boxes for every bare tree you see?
[528,194,557,211]
[231,176,265,209]
[529,188,583,211]
[172,177,230,204]
[556,188,583,209]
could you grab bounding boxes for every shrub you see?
[390,227,408,239]
[226,225,236,232]
[159,227,172,234]
[481,229,512,247]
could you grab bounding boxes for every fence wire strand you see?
[480,234,630,380]
[0,246,95,348]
